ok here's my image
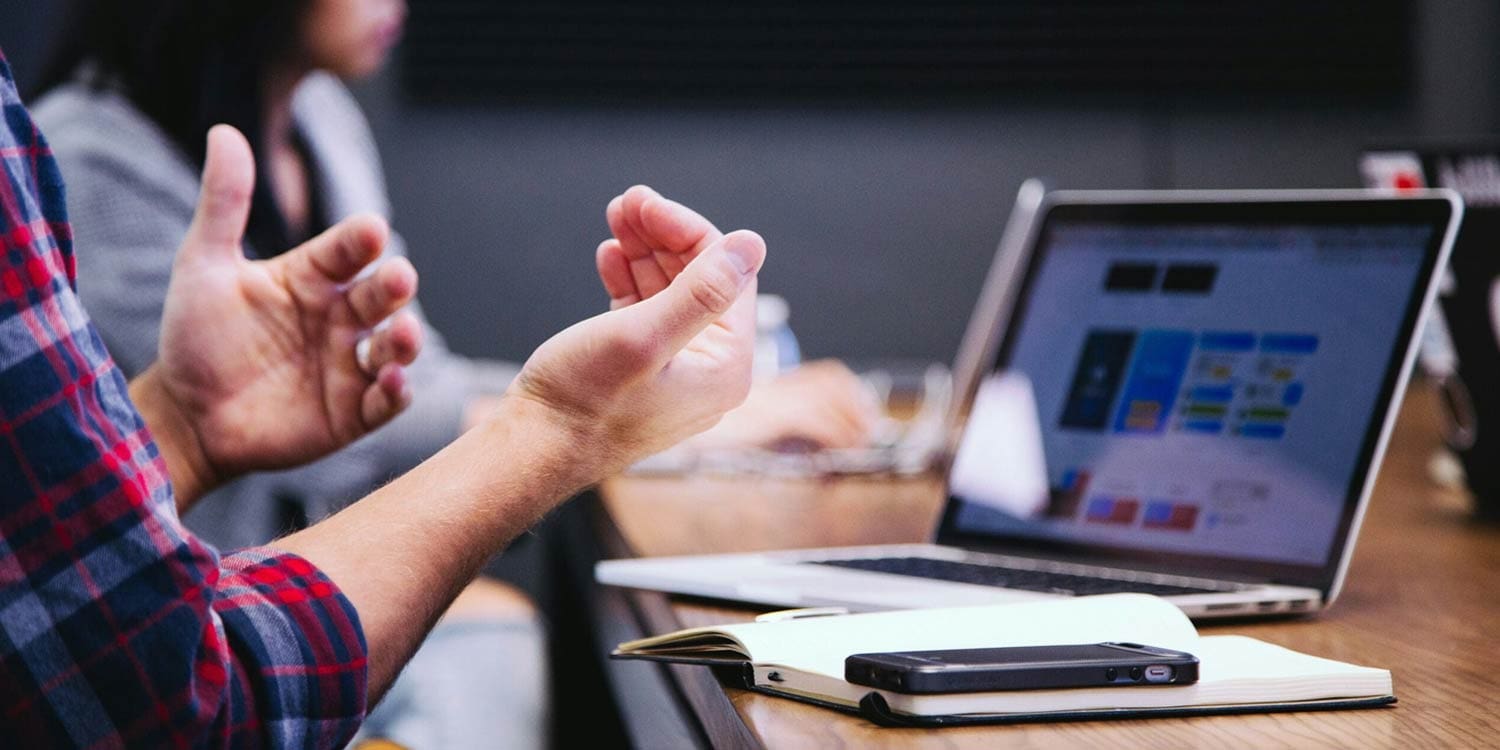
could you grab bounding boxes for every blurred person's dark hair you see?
[34,0,310,257]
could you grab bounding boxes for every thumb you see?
[180,125,255,263]
[618,229,765,357]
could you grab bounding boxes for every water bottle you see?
[754,294,800,379]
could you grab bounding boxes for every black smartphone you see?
[844,642,1199,694]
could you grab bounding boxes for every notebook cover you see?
[851,690,1398,728]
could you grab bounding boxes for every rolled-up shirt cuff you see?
[215,549,369,747]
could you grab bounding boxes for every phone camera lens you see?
[1129,667,1144,681]
[1105,668,1118,681]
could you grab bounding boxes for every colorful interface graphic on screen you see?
[949,222,1431,567]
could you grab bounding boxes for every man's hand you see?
[133,125,422,507]
[503,186,765,477]
[597,186,878,453]
[595,185,721,310]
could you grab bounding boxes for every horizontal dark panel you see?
[401,1,1412,104]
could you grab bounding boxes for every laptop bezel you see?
[932,189,1460,595]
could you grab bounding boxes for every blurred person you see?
[1,40,770,742]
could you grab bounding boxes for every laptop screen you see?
[939,198,1452,587]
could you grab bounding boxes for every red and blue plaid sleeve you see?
[0,53,368,747]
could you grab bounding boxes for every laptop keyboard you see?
[811,557,1229,597]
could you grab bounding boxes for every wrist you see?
[485,391,615,493]
[129,365,221,511]
[461,394,505,433]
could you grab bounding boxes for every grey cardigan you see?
[34,74,518,549]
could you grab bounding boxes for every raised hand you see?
[596,185,722,309]
[596,185,879,453]
[145,125,423,499]
[505,188,765,474]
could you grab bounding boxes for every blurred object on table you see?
[629,361,952,477]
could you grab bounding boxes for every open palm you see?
[156,126,422,478]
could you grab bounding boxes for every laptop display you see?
[940,200,1453,587]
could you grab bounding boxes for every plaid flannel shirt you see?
[0,53,368,748]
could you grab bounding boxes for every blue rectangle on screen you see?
[1189,385,1234,403]
[1143,502,1173,523]
[1059,330,1137,430]
[1199,331,1255,352]
[1112,330,1194,434]
[1283,383,1304,406]
[1239,423,1287,439]
[1060,469,1079,490]
[1260,334,1319,354]
[1085,497,1114,519]
[1182,420,1224,434]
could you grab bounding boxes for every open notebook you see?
[612,595,1393,726]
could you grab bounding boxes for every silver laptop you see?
[598,186,1462,619]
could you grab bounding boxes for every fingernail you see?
[725,235,760,276]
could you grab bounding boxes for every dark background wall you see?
[4,1,1498,366]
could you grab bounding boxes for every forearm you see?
[273,394,590,697]
[129,364,218,513]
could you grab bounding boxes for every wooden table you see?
[591,386,1500,748]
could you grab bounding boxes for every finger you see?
[616,186,678,297]
[361,311,424,374]
[291,214,391,286]
[824,397,878,446]
[772,376,871,448]
[818,384,882,446]
[628,254,673,300]
[796,415,865,450]
[616,229,766,358]
[612,186,716,300]
[606,189,655,261]
[653,248,688,277]
[607,191,672,299]
[362,361,413,430]
[180,125,255,262]
[347,256,418,328]
[627,189,714,288]
[762,408,857,451]
[596,238,639,304]
[802,360,883,429]
[639,193,721,257]
[635,189,722,294]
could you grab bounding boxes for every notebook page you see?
[724,594,1199,679]
[753,635,1390,715]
